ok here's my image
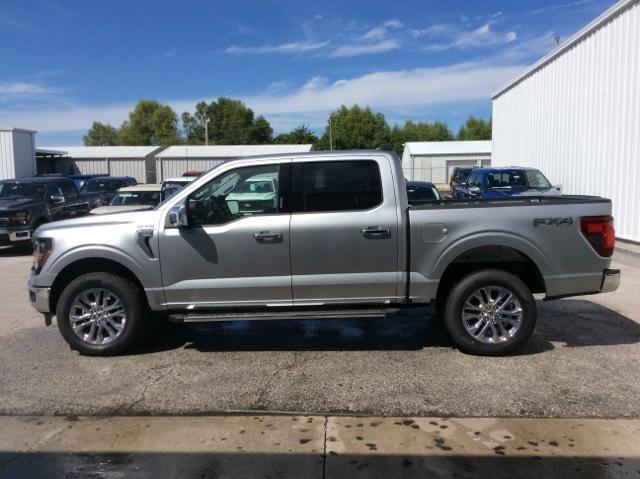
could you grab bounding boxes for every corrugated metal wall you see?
[109,159,147,183]
[0,131,15,179]
[156,158,227,182]
[492,1,640,242]
[0,130,35,179]
[70,158,109,175]
[402,154,491,183]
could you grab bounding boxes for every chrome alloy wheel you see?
[461,286,523,344]
[68,288,127,345]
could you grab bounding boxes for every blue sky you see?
[0,0,616,146]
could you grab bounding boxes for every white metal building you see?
[0,128,36,179]
[155,144,313,182]
[51,146,164,183]
[492,0,640,242]
[402,141,492,184]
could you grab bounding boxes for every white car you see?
[90,184,163,215]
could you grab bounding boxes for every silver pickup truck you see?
[28,151,620,356]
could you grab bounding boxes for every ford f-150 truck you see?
[28,151,620,356]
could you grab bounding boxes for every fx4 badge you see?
[533,217,573,227]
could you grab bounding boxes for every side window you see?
[294,160,382,213]
[466,172,478,187]
[60,181,77,198]
[188,164,281,226]
[48,184,64,198]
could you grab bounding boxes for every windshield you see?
[486,170,552,189]
[110,191,161,206]
[233,179,274,194]
[0,182,46,200]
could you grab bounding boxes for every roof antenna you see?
[554,35,560,46]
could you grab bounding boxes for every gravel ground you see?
[1,246,639,418]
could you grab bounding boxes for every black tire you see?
[56,272,145,356]
[443,269,536,356]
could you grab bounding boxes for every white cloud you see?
[329,39,402,58]
[0,62,525,134]
[0,82,56,95]
[359,19,404,41]
[225,41,328,54]
[242,62,524,114]
[425,22,517,51]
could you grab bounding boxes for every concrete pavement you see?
[1,415,639,478]
[1,247,639,417]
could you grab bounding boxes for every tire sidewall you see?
[444,269,537,356]
[56,273,143,356]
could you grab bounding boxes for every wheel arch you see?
[50,258,148,315]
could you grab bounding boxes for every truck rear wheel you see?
[56,272,145,356]
[443,269,536,356]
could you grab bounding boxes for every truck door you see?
[158,160,292,308]
[289,157,400,305]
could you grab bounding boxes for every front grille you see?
[0,217,9,227]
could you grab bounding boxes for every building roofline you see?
[0,127,37,134]
[491,0,639,99]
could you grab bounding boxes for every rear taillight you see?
[580,216,615,257]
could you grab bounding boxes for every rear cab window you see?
[293,160,382,213]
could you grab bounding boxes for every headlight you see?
[32,238,52,274]
[9,210,31,225]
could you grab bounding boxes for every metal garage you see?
[50,146,164,183]
[492,0,640,242]
[401,141,492,184]
[155,144,313,182]
[0,128,36,179]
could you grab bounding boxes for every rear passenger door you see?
[289,157,400,305]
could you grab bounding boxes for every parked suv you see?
[79,176,137,209]
[452,167,561,199]
[0,177,89,247]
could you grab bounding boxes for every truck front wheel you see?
[443,269,537,356]
[56,272,145,356]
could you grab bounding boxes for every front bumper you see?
[28,279,51,314]
[0,227,31,245]
[601,268,620,293]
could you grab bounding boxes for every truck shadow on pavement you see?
[1,451,638,479]
[137,299,640,356]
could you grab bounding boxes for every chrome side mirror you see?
[554,184,563,193]
[48,194,65,204]
[167,203,189,228]
[468,186,481,196]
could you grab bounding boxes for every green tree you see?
[182,98,273,145]
[316,105,390,150]
[251,115,273,144]
[457,116,492,140]
[388,120,454,155]
[274,125,318,144]
[119,100,180,146]
[83,122,120,146]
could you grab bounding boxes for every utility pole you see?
[204,118,210,146]
[329,114,333,150]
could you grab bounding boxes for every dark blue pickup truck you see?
[452,167,561,199]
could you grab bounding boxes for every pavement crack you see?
[126,364,176,412]
[321,415,328,479]
[252,353,315,409]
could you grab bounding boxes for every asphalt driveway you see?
[1,246,639,418]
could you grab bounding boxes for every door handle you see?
[254,231,283,242]
[361,226,391,239]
